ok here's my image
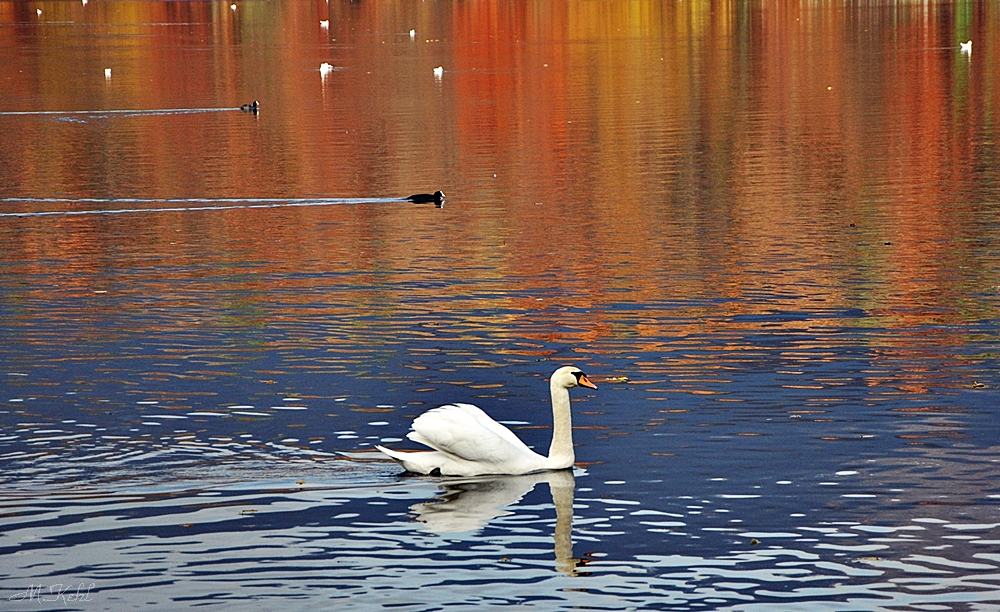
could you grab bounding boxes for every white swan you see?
[376,366,597,476]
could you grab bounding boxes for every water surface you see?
[2,1,1000,610]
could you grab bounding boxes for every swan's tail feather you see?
[375,444,406,462]
[375,445,445,475]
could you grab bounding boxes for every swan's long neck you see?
[546,381,574,469]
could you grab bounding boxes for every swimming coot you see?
[406,191,445,205]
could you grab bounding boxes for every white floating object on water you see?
[433,65,444,79]
[320,19,329,28]
[104,68,112,79]
[320,62,334,77]
[230,3,236,10]
[961,40,972,54]
[376,366,596,476]
[36,8,42,15]
[409,29,416,38]
[82,0,87,5]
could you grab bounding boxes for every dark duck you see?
[406,191,445,206]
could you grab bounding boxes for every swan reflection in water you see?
[406,469,586,575]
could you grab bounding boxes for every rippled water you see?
[3,0,1000,610]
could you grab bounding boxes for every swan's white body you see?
[376,366,597,476]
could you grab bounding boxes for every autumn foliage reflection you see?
[1,0,998,349]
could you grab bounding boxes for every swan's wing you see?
[408,403,538,465]
[450,403,536,453]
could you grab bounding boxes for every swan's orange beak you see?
[578,375,597,390]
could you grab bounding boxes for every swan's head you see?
[551,366,598,390]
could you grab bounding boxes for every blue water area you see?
[1,202,999,608]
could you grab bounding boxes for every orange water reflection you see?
[1,0,999,353]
